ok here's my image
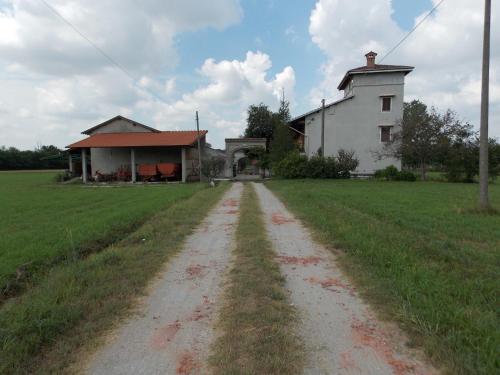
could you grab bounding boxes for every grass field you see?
[266,179,499,375]
[0,174,228,374]
[0,172,205,298]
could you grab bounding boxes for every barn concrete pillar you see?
[130,148,136,183]
[181,148,187,183]
[81,149,87,183]
[68,153,73,173]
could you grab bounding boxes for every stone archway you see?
[224,138,267,179]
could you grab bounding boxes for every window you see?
[381,96,392,112]
[380,126,392,142]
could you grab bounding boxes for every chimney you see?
[365,51,377,68]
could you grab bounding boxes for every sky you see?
[0,0,498,150]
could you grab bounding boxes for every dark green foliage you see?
[375,100,477,181]
[374,165,416,181]
[273,151,308,178]
[305,155,326,178]
[336,149,359,178]
[397,170,417,181]
[274,150,358,179]
[244,103,275,142]
[0,145,68,170]
[270,121,296,165]
[442,138,500,183]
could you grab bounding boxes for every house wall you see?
[305,71,405,174]
[89,119,155,135]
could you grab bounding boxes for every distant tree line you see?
[376,100,500,182]
[0,145,67,170]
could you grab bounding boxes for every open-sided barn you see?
[67,115,206,183]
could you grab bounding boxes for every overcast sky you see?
[0,0,498,150]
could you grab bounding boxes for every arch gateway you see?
[224,138,267,179]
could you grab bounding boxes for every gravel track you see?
[85,183,243,375]
[253,182,436,375]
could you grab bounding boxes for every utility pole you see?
[321,99,325,157]
[479,0,491,209]
[195,111,203,182]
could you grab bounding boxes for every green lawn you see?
[0,173,228,374]
[0,172,205,298]
[266,179,499,375]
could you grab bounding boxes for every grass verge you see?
[0,182,229,375]
[0,172,205,301]
[266,179,499,375]
[209,183,303,375]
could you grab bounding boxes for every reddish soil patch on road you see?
[339,350,360,372]
[150,321,181,349]
[226,209,238,214]
[304,276,352,292]
[222,198,238,207]
[188,296,214,322]
[271,212,294,225]
[276,255,323,266]
[185,264,207,279]
[176,351,200,374]
[351,318,417,375]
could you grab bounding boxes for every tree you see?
[244,103,275,143]
[269,120,295,165]
[200,156,226,180]
[375,100,473,180]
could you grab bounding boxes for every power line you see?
[379,0,446,63]
[38,0,167,103]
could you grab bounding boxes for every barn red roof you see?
[67,131,207,149]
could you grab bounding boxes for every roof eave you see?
[337,67,414,90]
[81,115,160,135]
[289,95,355,123]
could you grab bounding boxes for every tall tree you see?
[277,89,291,123]
[269,118,295,165]
[244,103,274,142]
[375,100,473,180]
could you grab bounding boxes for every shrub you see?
[273,151,308,178]
[54,171,73,183]
[273,150,357,179]
[397,170,417,181]
[336,149,359,178]
[306,155,326,178]
[324,157,338,178]
[374,165,416,181]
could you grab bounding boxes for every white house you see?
[289,51,413,175]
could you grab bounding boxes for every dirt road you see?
[85,183,242,375]
[253,182,436,375]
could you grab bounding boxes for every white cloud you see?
[308,0,500,137]
[150,51,295,147]
[0,0,243,149]
[0,0,242,76]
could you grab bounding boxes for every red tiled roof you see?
[67,131,207,149]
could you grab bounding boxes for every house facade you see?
[290,52,413,175]
[67,116,206,182]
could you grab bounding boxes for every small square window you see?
[381,97,392,112]
[380,126,392,142]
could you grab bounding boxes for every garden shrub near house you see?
[374,165,416,181]
[373,165,417,181]
[274,149,358,179]
[273,151,308,178]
